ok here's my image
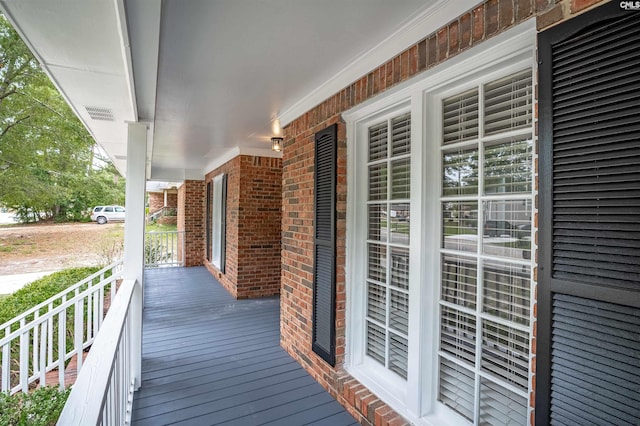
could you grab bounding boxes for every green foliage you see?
[0,386,70,426]
[0,16,125,223]
[0,267,100,326]
[144,238,173,267]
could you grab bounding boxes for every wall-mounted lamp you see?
[271,137,283,152]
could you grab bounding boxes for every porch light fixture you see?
[271,137,283,152]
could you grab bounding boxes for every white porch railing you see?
[0,261,123,394]
[144,230,184,267]
[57,278,141,425]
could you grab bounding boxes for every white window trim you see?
[344,19,537,425]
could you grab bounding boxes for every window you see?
[438,70,533,424]
[211,174,227,271]
[345,22,536,425]
[366,112,411,379]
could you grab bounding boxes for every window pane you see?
[443,147,479,196]
[366,321,386,365]
[389,334,408,379]
[367,243,386,283]
[483,261,530,326]
[367,282,386,324]
[389,289,409,334]
[443,202,478,252]
[481,319,529,390]
[482,200,531,260]
[440,306,476,366]
[441,255,477,309]
[484,136,532,194]
[479,378,528,426]
[484,70,533,136]
[369,122,388,161]
[391,158,410,199]
[369,164,387,201]
[368,204,387,242]
[439,358,475,422]
[390,247,410,290]
[443,88,479,145]
[391,113,411,156]
[389,202,410,244]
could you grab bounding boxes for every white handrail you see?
[0,263,123,394]
[57,279,140,426]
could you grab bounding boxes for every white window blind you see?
[439,69,533,424]
[443,88,479,144]
[365,112,411,379]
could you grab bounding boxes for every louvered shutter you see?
[312,124,337,366]
[538,3,640,425]
[219,174,227,274]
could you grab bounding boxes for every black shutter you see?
[538,3,640,425]
[220,174,227,274]
[312,124,337,366]
[206,181,212,261]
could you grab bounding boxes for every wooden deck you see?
[131,267,357,426]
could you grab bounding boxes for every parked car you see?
[483,220,514,237]
[91,205,126,224]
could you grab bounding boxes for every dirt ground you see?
[0,223,124,275]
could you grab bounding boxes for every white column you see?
[123,121,147,390]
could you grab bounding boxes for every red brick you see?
[437,27,448,62]
[516,0,534,21]
[499,0,515,29]
[486,0,500,35]
[460,13,472,49]
[536,3,564,30]
[571,0,602,12]
[449,20,460,55]
[472,5,485,42]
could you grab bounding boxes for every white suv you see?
[91,205,126,224]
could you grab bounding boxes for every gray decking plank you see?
[131,267,356,426]
[134,375,322,424]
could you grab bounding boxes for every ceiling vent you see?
[85,106,115,121]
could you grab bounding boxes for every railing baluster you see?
[32,312,39,380]
[47,302,54,366]
[19,319,29,393]
[58,309,66,389]
[1,326,10,392]
[87,289,93,342]
[39,320,48,387]
[74,298,84,374]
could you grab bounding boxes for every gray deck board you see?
[132,267,357,426]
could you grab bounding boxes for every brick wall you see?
[279,0,609,425]
[205,155,282,299]
[148,192,164,214]
[177,180,205,267]
[166,192,178,209]
[148,190,178,214]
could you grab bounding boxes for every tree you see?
[0,15,124,222]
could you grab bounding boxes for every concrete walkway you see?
[0,271,58,295]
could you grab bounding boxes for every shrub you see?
[0,267,101,326]
[0,386,71,426]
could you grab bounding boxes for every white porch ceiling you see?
[1,0,445,180]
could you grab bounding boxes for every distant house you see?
[2,0,638,424]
